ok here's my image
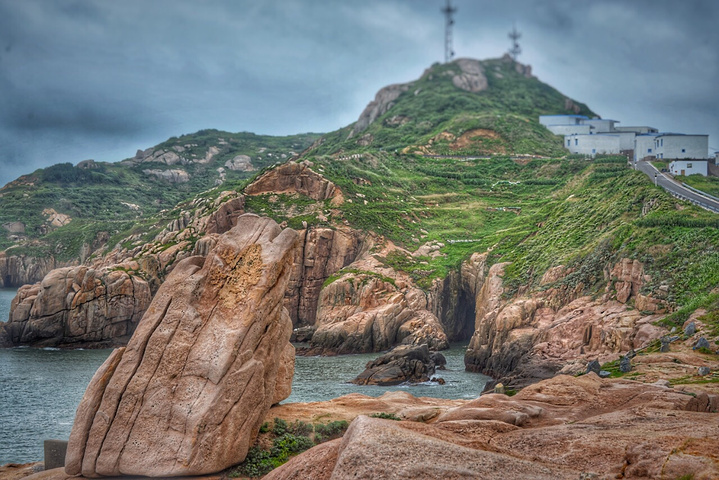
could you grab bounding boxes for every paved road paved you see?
[634,160,719,213]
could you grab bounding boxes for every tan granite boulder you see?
[65,214,299,477]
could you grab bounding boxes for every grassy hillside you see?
[0,130,320,260]
[311,57,594,158]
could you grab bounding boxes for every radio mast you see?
[441,0,457,63]
[508,23,521,61]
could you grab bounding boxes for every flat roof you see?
[657,133,709,137]
[540,114,588,118]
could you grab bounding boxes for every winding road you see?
[634,160,719,213]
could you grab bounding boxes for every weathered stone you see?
[661,337,671,352]
[684,321,697,336]
[451,58,489,93]
[599,370,611,378]
[586,360,601,375]
[494,383,506,394]
[698,366,711,376]
[65,214,299,477]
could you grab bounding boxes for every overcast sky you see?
[1,0,717,187]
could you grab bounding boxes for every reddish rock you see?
[65,214,299,477]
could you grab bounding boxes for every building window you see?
[648,148,652,153]
[575,139,578,146]
[682,148,686,153]
[687,163,693,168]
[660,139,663,147]
[592,148,596,154]
[567,140,570,146]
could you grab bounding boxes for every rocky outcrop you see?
[464,258,667,388]
[285,227,365,327]
[265,374,719,480]
[245,161,342,204]
[142,168,190,183]
[224,154,255,171]
[96,193,246,293]
[1,265,150,348]
[450,58,489,93]
[309,267,449,354]
[349,83,410,138]
[65,214,299,477]
[351,344,439,386]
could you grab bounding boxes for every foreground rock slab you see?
[265,374,719,480]
[65,214,299,477]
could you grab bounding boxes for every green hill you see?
[0,130,320,261]
[312,56,594,157]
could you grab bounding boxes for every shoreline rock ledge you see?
[64,214,299,477]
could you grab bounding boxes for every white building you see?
[565,133,621,156]
[668,160,708,176]
[582,118,618,133]
[653,134,709,160]
[634,133,660,161]
[539,115,590,135]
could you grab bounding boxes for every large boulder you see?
[65,214,299,477]
[1,265,150,348]
[351,344,438,386]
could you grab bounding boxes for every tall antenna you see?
[441,0,457,63]
[508,23,521,61]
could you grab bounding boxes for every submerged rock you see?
[65,214,299,477]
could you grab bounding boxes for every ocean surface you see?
[0,287,489,464]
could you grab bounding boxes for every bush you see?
[369,412,401,420]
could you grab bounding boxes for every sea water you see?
[0,288,489,464]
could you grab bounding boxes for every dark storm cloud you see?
[0,0,717,186]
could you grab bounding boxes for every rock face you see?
[0,252,75,288]
[142,168,190,183]
[309,267,449,354]
[451,58,489,93]
[351,344,438,386]
[285,227,365,327]
[0,266,150,348]
[244,161,342,204]
[349,83,410,137]
[265,374,719,480]
[464,257,667,388]
[65,214,299,477]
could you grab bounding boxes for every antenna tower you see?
[508,23,521,61]
[441,0,457,63]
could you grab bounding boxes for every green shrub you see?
[369,412,401,420]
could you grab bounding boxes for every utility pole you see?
[508,23,521,61]
[441,0,457,63]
